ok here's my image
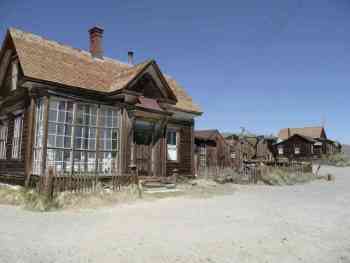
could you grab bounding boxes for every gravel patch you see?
[0,166,349,263]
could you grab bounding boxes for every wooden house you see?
[274,134,315,160]
[194,129,231,175]
[0,27,202,185]
[277,126,337,158]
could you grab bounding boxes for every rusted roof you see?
[136,96,163,112]
[278,127,326,140]
[4,28,202,114]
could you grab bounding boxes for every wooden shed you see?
[194,130,232,176]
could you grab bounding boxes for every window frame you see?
[11,115,23,160]
[167,127,180,162]
[278,146,284,155]
[0,121,8,160]
[36,97,121,176]
[11,60,18,91]
[294,145,300,155]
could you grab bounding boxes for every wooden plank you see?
[25,97,36,187]
[41,96,49,176]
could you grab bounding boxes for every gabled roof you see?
[1,28,201,114]
[278,127,326,140]
[275,133,316,145]
[195,129,220,141]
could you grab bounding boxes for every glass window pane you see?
[48,123,56,135]
[57,124,64,135]
[56,135,64,147]
[49,100,58,110]
[48,135,55,147]
[48,110,57,122]
[58,101,65,111]
[64,136,71,148]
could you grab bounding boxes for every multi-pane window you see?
[34,97,120,176]
[12,115,23,159]
[73,103,98,174]
[167,129,179,161]
[0,123,8,159]
[98,107,119,175]
[47,99,73,174]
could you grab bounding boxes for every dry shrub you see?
[321,154,350,167]
[55,184,139,210]
[0,184,60,211]
[259,168,315,186]
[0,183,139,211]
[197,167,240,184]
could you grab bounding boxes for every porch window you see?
[0,122,8,159]
[47,99,74,174]
[294,146,300,155]
[98,106,119,175]
[73,103,98,174]
[167,129,179,161]
[33,97,120,176]
[12,115,23,159]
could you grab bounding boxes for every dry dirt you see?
[0,166,349,263]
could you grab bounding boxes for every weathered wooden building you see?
[194,130,231,175]
[225,133,257,168]
[0,27,202,185]
[275,134,315,160]
[277,126,340,158]
[255,135,277,161]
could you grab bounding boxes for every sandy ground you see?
[0,166,350,263]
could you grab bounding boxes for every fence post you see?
[45,167,55,201]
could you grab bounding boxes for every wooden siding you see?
[276,135,313,160]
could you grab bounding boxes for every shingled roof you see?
[2,28,201,114]
[278,127,326,140]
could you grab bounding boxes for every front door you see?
[133,120,153,176]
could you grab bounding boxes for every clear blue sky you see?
[1,0,349,143]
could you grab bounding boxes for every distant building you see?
[194,130,232,175]
[276,126,340,159]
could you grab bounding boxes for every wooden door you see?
[135,144,152,176]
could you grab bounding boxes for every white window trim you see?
[0,122,8,159]
[167,127,180,162]
[278,146,284,155]
[11,60,18,91]
[11,115,23,159]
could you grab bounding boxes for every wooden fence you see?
[238,161,310,184]
[31,168,138,200]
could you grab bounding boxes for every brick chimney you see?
[89,26,104,59]
[128,51,134,65]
